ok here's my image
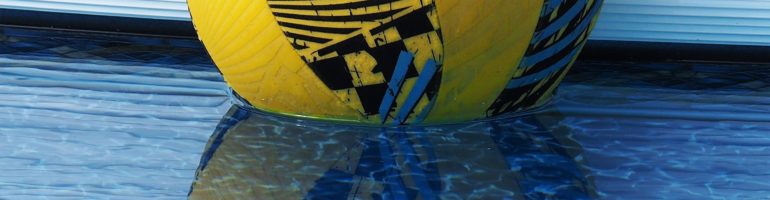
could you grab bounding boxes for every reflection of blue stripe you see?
[490,117,595,199]
[395,130,437,200]
[198,107,251,171]
[523,0,599,68]
[393,60,438,125]
[189,107,251,197]
[304,169,354,199]
[506,43,585,89]
[379,51,414,123]
[377,131,409,199]
[414,132,441,193]
[532,0,588,44]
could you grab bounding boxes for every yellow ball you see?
[188,0,603,125]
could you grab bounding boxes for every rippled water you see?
[0,27,230,199]
[2,27,770,199]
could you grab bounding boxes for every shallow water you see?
[2,27,770,199]
[0,27,230,199]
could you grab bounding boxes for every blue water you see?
[2,27,770,199]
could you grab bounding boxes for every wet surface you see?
[2,26,770,199]
[0,27,229,199]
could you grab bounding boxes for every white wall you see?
[2,0,770,46]
[0,0,190,21]
[591,0,770,46]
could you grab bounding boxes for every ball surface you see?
[188,0,603,125]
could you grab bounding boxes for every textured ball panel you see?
[189,0,603,125]
[188,0,364,122]
[486,0,604,117]
[424,0,543,123]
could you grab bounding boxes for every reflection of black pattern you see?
[190,106,597,199]
[267,0,443,118]
[487,0,603,116]
[489,116,597,199]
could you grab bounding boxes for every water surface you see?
[2,27,770,199]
